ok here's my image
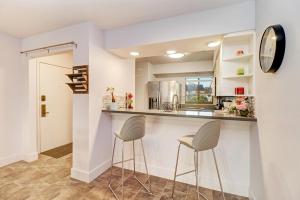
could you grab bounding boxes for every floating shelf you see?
[66,65,88,94]
[220,94,255,97]
[216,30,256,97]
[222,74,253,79]
[223,54,253,62]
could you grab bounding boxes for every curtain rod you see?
[20,41,77,54]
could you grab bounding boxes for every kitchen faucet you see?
[172,94,179,111]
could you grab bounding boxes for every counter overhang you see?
[102,109,257,122]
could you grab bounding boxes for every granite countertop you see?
[102,109,257,122]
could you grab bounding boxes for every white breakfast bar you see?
[102,109,257,197]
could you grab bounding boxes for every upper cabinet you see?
[216,31,256,97]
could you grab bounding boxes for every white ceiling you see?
[0,0,250,38]
[136,51,214,65]
[109,34,223,58]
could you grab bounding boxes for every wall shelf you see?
[220,94,255,97]
[222,74,253,79]
[215,30,256,97]
[223,54,253,62]
[66,65,89,94]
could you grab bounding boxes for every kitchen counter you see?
[102,108,257,122]
[105,108,255,196]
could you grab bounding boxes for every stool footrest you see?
[108,171,153,200]
[113,158,133,165]
[176,169,195,177]
[134,175,152,194]
[197,190,209,200]
[108,184,120,200]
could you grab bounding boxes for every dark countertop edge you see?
[102,109,257,122]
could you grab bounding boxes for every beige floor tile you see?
[0,154,248,200]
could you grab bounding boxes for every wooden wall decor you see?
[66,65,89,94]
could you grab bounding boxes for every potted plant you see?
[106,87,118,110]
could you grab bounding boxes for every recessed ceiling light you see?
[207,41,221,48]
[168,53,185,59]
[130,51,140,56]
[166,50,176,55]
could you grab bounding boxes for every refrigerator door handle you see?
[157,91,161,109]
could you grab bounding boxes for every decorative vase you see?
[110,102,118,110]
[239,110,249,117]
[237,67,245,75]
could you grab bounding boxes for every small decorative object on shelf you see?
[66,65,89,94]
[236,67,245,75]
[106,87,118,110]
[127,93,134,109]
[236,49,244,56]
[235,87,245,95]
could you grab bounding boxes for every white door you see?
[39,62,73,152]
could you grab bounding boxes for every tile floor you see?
[0,154,248,200]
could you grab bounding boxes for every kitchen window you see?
[185,76,213,104]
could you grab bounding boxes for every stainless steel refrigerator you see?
[147,81,181,110]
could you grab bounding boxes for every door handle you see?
[41,104,49,117]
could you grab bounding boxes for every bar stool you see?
[108,115,152,200]
[172,120,225,200]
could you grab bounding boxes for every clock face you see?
[260,27,276,72]
[259,25,285,73]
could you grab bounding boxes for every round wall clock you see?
[259,24,286,73]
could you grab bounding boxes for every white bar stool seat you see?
[178,135,194,148]
[172,120,225,200]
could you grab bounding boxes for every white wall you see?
[21,22,91,168]
[104,1,255,49]
[135,62,153,110]
[251,0,300,200]
[35,52,73,67]
[20,23,135,182]
[88,25,135,181]
[0,32,23,167]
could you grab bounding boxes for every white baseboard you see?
[0,154,23,167]
[71,159,111,183]
[71,168,90,182]
[23,152,38,162]
[248,189,256,200]
[89,160,111,181]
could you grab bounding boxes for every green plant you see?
[106,87,115,102]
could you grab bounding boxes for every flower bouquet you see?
[229,97,250,117]
[127,93,134,109]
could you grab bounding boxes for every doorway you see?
[30,51,73,158]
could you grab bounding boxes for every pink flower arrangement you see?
[236,103,248,111]
[229,97,250,116]
[127,93,134,109]
[236,97,248,111]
